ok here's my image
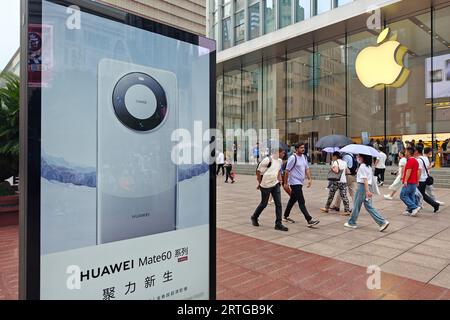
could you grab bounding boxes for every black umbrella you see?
[316,135,352,149]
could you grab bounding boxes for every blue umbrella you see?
[316,135,352,148]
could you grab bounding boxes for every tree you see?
[0,72,20,187]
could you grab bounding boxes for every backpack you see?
[343,153,358,176]
[256,156,272,175]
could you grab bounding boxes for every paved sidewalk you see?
[217,229,450,300]
[217,175,450,289]
[0,225,18,300]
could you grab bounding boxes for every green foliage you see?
[0,72,20,182]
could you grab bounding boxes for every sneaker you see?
[268,200,274,205]
[379,220,390,232]
[283,217,296,223]
[434,205,440,213]
[384,195,393,200]
[402,210,411,216]
[436,200,445,205]
[274,224,288,231]
[344,222,357,229]
[250,216,259,227]
[411,207,420,216]
[379,182,384,187]
[307,219,320,227]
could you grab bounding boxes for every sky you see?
[0,0,20,71]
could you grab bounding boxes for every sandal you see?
[320,208,329,213]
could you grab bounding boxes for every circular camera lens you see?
[112,72,168,131]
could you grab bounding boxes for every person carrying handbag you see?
[321,152,352,215]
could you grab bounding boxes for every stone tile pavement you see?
[0,225,18,300]
[217,229,450,300]
[217,174,450,290]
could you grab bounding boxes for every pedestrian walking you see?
[329,152,357,212]
[320,152,352,215]
[345,154,390,232]
[253,142,260,164]
[224,158,235,183]
[399,147,421,216]
[216,150,225,176]
[374,146,387,186]
[251,148,288,231]
[424,147,445,205]
[384,150,406,200]
[283,142,320,227]
[416,146,440,213]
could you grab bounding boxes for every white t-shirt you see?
[258,156,282,188]
[398,157,407,177]
[418,156,430,182]
[376,152,387,169]
[216,152,224,164]
[357,164,373,185]
[331,159,348,184]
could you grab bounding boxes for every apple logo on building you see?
[355,28,410,90]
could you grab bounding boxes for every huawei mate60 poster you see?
[38,0,213,299]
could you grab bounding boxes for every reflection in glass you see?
[279,0,292,28]
[249,2,260,40]
[234,10,245,45]
[315,0,331,15]
[222,18,232,49]
[295,0,310,22]
[264,0,275,34]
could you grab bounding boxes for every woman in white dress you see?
[384,151,406,200]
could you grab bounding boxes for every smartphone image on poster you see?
[97,58,178,244]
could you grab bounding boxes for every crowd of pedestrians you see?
[217,139,445,234]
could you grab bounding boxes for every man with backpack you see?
[251,147,288,231]
[283,142,320,227]
[329,152,357,214]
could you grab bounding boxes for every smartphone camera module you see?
[112,72,168,131]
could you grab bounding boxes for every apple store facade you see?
[210,0,450,167]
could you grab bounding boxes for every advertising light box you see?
[20,0,216,300]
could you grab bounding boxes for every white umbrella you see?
[339,144,380,157]
[323,147,340,153]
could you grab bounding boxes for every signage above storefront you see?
[355,28,410,90]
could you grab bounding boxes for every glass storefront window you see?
[315,0,331,15]
[243,64,262,162]
[386,13,431,153]
[263,58,286,145]
[312,40,346,163]
[286,49,314,148]
[433,6,450,167]
[234,10,245,45]
[224,70,242,162]
[279,0,292,28]
[347,31,384,145]
[223,0,231,17]
[222,17,232,49]
[295,0,311,22]
[217,3,450,169]
[336,0,352,6]
[264,0,276,34]
[235,0,245,11]
[217,75,224,151]
[249,2,260,40]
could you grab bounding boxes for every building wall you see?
[217,3,450,168]
[97,0,206,35]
